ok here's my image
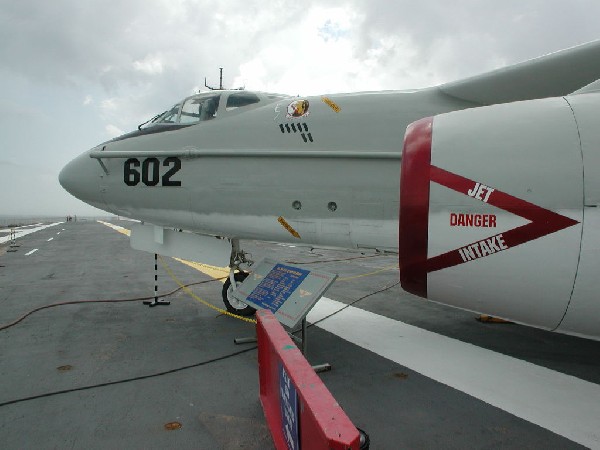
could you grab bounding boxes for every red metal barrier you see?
[257,310,360,450]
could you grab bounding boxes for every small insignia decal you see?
[286,99,310,119]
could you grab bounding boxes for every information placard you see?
[246,264,309,313]
[231,258,337,329]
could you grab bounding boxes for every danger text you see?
[450,213,497,228]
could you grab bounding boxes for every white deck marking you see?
[24,249,38,256]
[0,223,44,232]
[96,221,600,446]
[307,298,600,448]
[0,222,63,244]
[47,238,53,242]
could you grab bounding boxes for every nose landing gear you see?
[222,238,256,316]
[222,271,255,316]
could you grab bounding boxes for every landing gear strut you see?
[222,239,256,316]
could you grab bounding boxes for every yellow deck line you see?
[172,258,229,283]
[97,221,227,279]
[96,220,255,323]
[96,220,395,283]
[97,221,131,236]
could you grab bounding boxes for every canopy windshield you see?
[143,93,221,128]
[138,91,282,130]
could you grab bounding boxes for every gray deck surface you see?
[1,220,598,449]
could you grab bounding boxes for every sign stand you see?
[289,318,332,373]
[231,258,336,372]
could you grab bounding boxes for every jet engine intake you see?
[399,94,600,338]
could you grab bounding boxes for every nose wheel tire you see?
[222,272,256,316]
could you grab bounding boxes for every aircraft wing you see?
[439,39,600,105]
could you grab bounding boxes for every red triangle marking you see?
[426,165,580,273]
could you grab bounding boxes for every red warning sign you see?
[399,117,580,298]
[427,166,579,272]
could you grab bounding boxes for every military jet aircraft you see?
[60,40,600,330]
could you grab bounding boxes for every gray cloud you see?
[354,0,600,83]
[1,0,600,215]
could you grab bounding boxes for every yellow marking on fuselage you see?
[321,96,341,113]
[277,216,301,239]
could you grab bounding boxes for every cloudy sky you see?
[2,0,600,216]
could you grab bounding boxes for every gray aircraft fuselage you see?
[61,40,600,253]
[61,88,474,252]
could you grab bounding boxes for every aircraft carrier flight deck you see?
[1,219,599,449]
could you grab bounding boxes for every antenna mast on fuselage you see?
[205,67,224,90]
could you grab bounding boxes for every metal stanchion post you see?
[144,253,170,307]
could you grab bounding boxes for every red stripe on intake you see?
[399,117,433,298]
[427,166,579,273]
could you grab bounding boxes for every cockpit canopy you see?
[107,90,288,143]
[141,90,287,129]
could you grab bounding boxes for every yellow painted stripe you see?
[159,256,256,324]
[97,220,131,236]
[97,220,255,323]
[97,220,397,284]
[97,221,227,280]
[172,257,229,284]
[337,264,399,281]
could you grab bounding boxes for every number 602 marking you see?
[124,157,182,187]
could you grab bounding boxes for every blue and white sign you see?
[246,263,309,313]
[279,363,299,450]
[230,258,337,328]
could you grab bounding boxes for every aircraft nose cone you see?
[58,158,76,196]
[59,151,105,210]
[59,153,86,198]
